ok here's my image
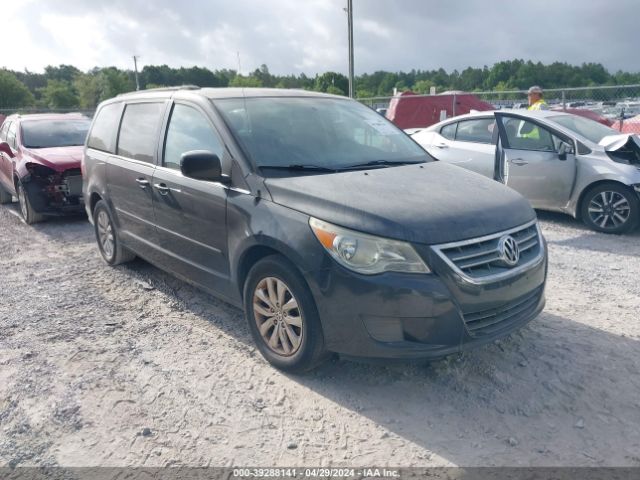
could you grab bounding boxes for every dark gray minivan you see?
[82,87,547,372]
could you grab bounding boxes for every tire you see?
[243,254,328,372]
[0,183,12,204]
[580,183,639,234]
[17,181,45,224]
[93,200,136,265]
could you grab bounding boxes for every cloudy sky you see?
[3,0,638,75]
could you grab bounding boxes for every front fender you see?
[568,171,640,216]
[227,192,329,296]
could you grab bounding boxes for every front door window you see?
[163,104,224,170]
[503,118,560,152]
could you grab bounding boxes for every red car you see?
[611,114,640,135]
[0,113,91,224]
[550,107,613,127]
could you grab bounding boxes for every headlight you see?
[309,217,430,275]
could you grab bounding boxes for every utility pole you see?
[133,55,140,91]
[347,0,354,98]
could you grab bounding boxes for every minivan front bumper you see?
[304,239,547,360]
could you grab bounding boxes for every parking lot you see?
[0,203,639,467]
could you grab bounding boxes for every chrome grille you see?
[463,286,543,337]
[432,220,544,284]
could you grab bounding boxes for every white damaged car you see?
[411,110,640,233]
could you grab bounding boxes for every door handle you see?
[509,158,529,166]
[435,143,449,149]
[135,178,150,188]
[154,183,170,195]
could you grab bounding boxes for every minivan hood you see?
[265,162,536,245]
[598,134,640,152]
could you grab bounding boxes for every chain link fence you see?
[2,85,640,134]
[359,84,640,133]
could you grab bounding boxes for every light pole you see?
[133,55,140,91]
[347,0,354,98]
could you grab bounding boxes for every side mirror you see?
[557,141,574,161]
[180,150,228,183]
[0,142,14,158]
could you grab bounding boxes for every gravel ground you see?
[0,202,639,468]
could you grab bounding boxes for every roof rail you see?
[117,85,200,97]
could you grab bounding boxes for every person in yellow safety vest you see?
[520,85,549,139]
[527,85,548,111]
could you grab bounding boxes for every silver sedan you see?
[411,110,640,233]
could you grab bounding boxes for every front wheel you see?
[580,183,639,234]
[17,181,45,224]
[243,254,328,372]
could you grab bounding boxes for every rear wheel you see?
[580,183,639,234]
[0,183,12,204]
[17,181,45,224]
[243,254,328,372]
[93,200,135,265]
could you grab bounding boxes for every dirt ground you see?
[0,202,639,468]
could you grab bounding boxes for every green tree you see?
[179,66,223,87]
[96,67,135,101]
[394,80,409,92]
[355,88,375,99]
[326,85,345,96]
[376,72,399,95]
[141,64,179,88]
[229,75,263,87]
[314,72,348,94]
[0,70,35,107]
[253,64,274,87]
[2,59,634,112]
[14,70,47,100]
[413,79,435,94]
[44,65,82,84]
[74,74,100,109]
[39,79,79,108]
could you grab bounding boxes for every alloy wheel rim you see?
[588,191,630,229]
[96,210,115,259]
[18,185,28,220]
[253,277,303,357]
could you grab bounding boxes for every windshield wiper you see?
[260,164,338,172]
[339,159,427,170]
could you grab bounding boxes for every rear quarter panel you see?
[82,148,110,223]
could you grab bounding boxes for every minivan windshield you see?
[550,114,618,144]
[21,119,91,149]
[214,97,430,173]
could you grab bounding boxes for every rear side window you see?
[440,122,456,140]
[454,118,495,144]
[163,104,224,170]
[117,102,164,163]
[88,103,122,153]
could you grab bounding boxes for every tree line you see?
[1,59,639,109]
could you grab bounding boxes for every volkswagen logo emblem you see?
[498,235,520,267]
